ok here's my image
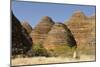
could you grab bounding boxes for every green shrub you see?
[32,43,50,57]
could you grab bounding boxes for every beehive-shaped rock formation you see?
[65,11,96,50]
[12,12,33,57]
[67,11,88,23]
[43,22,77,51]
[21,21,32,34]
[30,16,55,44]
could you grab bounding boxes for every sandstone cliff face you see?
[64,11,96,52]
[43,23,77,51]
[21,21,32,34]
[30,16,55,44]
[12,12,33,57]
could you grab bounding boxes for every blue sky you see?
[12,1,96,28]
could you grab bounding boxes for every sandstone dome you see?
[30,16,55,44]
[43,22,77,50]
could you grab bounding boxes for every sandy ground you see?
[11,54,95,66]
